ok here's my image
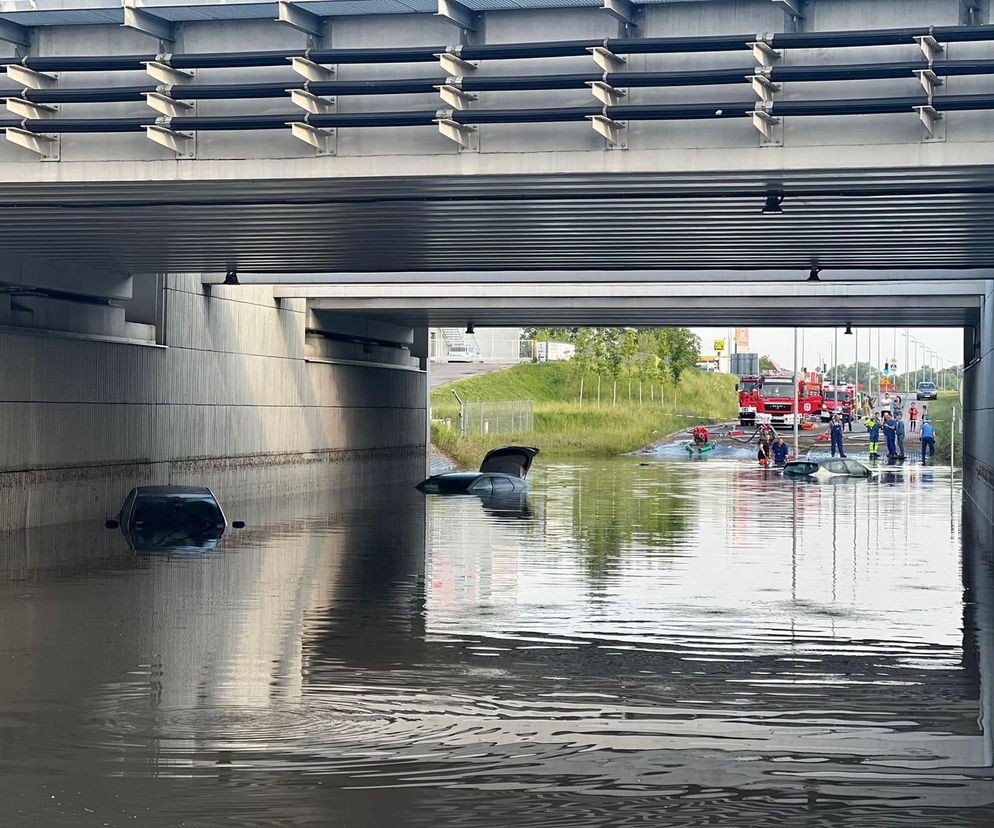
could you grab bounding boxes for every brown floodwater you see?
[1,457,992,826]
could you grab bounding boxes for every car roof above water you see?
[132,485,216,497]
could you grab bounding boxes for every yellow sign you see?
[713,338,726,353]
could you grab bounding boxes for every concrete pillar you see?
[963,281,994,532]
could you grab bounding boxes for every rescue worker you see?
[909,403,919,432]
[895,412,906,459]
[865,413,880,459]
[829,414,846,458]
[757,425,774,464]
[841,401,854,432]
[692,425,710,447]
[920,420,936,462]
[771,437,789,465]
[882,411,898,459]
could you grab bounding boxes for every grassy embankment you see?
[919,391,963,465]
[431,362,738,468]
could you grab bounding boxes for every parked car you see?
[417,446,539,494]
[105,486,244,553]
[916,381,938,401]
[783,458,872,479]
[446,345,484,363]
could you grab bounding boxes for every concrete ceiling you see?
[4,167,994,277]
[292,281,983,328]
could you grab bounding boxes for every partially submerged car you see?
[417,446,539,494]
[783,458,872,479]
[105,485,244,553]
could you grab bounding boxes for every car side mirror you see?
[231,521,246,529]
[104,519,119,529]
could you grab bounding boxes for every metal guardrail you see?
[461,400,533,436]
[1,22,994,151]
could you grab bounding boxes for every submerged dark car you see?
[783,458,872,479]
[106,485,243,553]
[417,446,539,494]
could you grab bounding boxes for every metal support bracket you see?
[145,60,194,85]
[290,122,336,155]
[751,106,782,145]
[146,123,195,158]
[437,84,477,110]
[588,45,625,72]
[5,64,57,90]
[5,97,58,120]
[915,34,944,63]
[4,127,59,160]
[290,88,335,114]
[587,80,625,106]
[436,0,477,31]
[771,0,804,17]
[123,2,175,43]
[436,117,478,151]
[143,91,194,117]
[749,72,781,103]
[277,0,326,37]
[916,104,945,142]
[0,18,30,47]
[437,49,477,76]
[289,56,335,81]
[589,114,626,148]
[914,68,943,97]
[602,0,637,26]
[749,36,781,69]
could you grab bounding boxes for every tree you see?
[759,355,776,373]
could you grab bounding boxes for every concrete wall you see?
[963,280,994,544]
[0,275,427,530]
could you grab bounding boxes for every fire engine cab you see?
[819,384,856,421]
[738,372,825,427]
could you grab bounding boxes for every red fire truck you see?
[818,384,856,422]
[738,373,824,427]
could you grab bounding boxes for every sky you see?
[691,327,963,374]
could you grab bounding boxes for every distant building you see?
[430,327,525,362]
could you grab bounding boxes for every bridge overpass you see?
[0,0,993,534]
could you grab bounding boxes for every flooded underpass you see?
[1,458,992,827]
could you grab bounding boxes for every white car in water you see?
[783,458,873,479]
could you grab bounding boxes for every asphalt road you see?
[429,360,519,389]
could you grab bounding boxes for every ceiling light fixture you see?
[844,324,853,335]
[761,193,785,214]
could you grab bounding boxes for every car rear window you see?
[132,496,224,530]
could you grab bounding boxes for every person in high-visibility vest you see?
[865,414,880,460]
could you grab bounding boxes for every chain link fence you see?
[461,400,534,436]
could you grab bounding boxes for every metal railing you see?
[461,400,533,436]
[2,22,994,152]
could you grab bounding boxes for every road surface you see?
[429,360,519,390]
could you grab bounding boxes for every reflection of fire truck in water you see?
[738,372,824,427]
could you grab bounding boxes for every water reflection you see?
[0,459,992,825]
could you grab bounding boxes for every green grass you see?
[918,391,963,465]
[431,362,738,468]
